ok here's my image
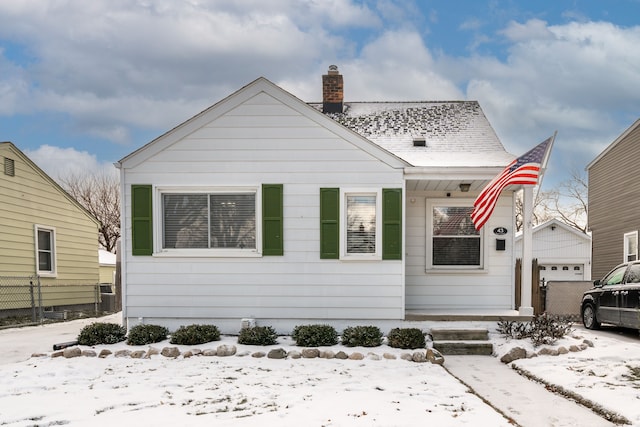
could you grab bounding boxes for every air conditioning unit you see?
[240,318,256,329]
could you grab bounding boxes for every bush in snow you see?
[237,326,278,346]
[387,328,425,349]
[170,324,220,345]
[127,324,169,345]
[497,314,572,347]
[341,325,383,347]
[292,324,338,347]
[77,322,127,345]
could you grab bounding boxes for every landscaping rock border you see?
[36,344,446,365]
[499,339,594,364]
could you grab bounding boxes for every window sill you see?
[425,267,487,274]
[340,255,382,261]
[153,249,262,258]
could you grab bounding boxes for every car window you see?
[626,264,640,284]
[602,265,627,286]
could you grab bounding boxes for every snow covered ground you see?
[0,314,638,426]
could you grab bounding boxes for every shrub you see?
[77,322,127,346]
[341,326,383,347]
[387,328,425,349]
[238,326,278,346]
[169,324,220,345]
[497,314,573,347]
[292,324,338,347]
[127,324,169,345]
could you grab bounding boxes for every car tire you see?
[582,303,600,330]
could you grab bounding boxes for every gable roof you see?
[0,142,100,227]
[586,118,640,170]
[309,101,514,167]
[515,218,590,242]
[117,77,410,170]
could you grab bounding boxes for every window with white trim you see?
[161,190,257,251]
[624,231,638,262]
[341,190,381,259]
[35,225,56,275]
[427,201,482,268]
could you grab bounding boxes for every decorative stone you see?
[161,347,180,358]
[30,353,48,359]
[320,350,335,359]
[145,347,160,358]
[412,351,427,363]
[334,351,348,360]
[202,349,217,356]
[288,350,302,359]
[236,350,251,357]
[500,347,526,364]
[367,353,380,361]
[537,347,558,356]
[426,348,445,365]
[130,350,146,359]
[348,352,364,360]
[98,349,112,358]
[383,353,396,360]
[569,345,581,352]
[557,346,569,355]
[63,347,82,358]
[267,348,287,359]
[81,350,97,357]
[51,351,64,358]
[252,352,266,358]
[115,349,131,358]
[191,349,202,356]
[579,343,589,350]
[301,348,320,358]
[583,339,594,347]
[216,344,237,357]
[400,353,413,361]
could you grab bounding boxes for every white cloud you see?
[24,145,117,182]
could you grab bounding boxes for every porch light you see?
[459,183,471,192]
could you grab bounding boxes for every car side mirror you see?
[593,279,602,288]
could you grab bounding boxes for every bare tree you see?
[60,170,120,252]
[515,169,588,233]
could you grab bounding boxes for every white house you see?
[116,67,526,333]
[515,219,591,282]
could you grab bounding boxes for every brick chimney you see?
[322,65,343,113]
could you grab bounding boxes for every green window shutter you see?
[262,184,283,256]
[382,188,402,260]
[131,185,153,256]
[320,188,339,259]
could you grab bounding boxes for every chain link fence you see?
[0,276,106,328]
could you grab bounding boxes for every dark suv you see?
[581,261,640,330]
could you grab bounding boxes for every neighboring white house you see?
[116,67,527,333]
[515,219,591,281]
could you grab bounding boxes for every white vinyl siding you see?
[121,87,405,327]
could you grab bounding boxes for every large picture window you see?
[427,202,482,268]
[162,192,256,250]
[35,225,56,275]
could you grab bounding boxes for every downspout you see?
[114,161,127,329]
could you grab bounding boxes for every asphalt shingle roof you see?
[309,101,514,168]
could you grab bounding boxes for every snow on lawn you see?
[492,326,640,425]
[0,336,512,426]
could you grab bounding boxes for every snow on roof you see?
[99,249,116,266]
[309,101,514,167]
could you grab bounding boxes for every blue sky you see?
[1,0,639,190]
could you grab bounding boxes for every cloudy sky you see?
[1,0,639,188]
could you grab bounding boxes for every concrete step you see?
[433,341,493,356]
[430,328,489,341]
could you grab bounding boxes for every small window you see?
[35,225,56,275]
[413,138,426,147]
[624,231,638,262]
[574,266,581,271]
[540,266,546,270]
[551,266,558,271]
[562,266,569,271]
[341,190,381,259]
[4,157,15,176]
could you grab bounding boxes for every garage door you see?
[539,264,584,281]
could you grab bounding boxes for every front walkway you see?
[445,355,615,427]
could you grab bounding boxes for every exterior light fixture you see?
[459,183,471,192]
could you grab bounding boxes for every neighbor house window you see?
[162,191,256,250]
[35,225,56,275]
[427,201,481,268]
[624,231,638,262]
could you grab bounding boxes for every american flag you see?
[471,136,553,230]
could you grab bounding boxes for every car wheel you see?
[582,303,600,330]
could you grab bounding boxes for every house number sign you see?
[493,227,508,235]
